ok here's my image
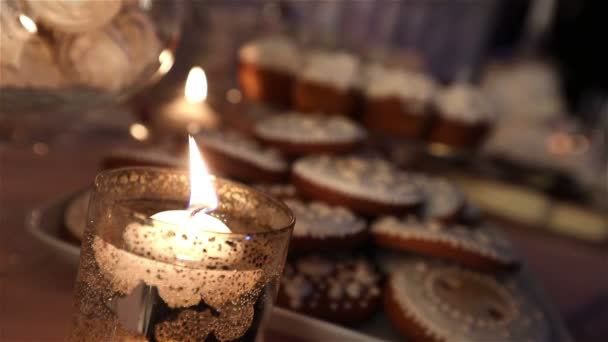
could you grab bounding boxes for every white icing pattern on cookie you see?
[282,255,380,311]
[388,260,548,341]
[197,130,287,172]
[372,216,518,264]
[284,199,366,238]
[414,175,464,219]
[255,112,365,144]
[293,155,422,205]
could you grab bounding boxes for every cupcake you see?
[238,36,300,108]
[363,65,437,139]
[429,84,495,149]
[254,112,366,157]
[292,51,360,116]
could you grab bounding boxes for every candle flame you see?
[185,67,207,104]
[188,135,218,211]
[157,49,174,75]
[19,14,37,33]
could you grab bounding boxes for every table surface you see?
[1,133,607,341]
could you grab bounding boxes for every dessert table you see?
[0,132,605,341]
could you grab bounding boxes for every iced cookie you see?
[415,175,465,223]
[284,199,367,252]
[196,130,288,183]
[255,112,366,156]
[292,155,423,216]
[384,259,549,342]
[252,183,298,200]
[371,216,519,271]
[277,254,381,324]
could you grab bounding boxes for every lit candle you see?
[123,135,232,262]
[97,136,262,310]
[154,66,218,134]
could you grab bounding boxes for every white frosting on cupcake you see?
[435,84,495,124]
[388,259,548,342]
[58,26,131,91]
[284,199,366,238]
[365,66,437,112]
[293,155,422,205]
[299,52,360,91]
[414,175,464,219]
[255,112,366,144]
[372,216,517,264]
[24,0,122,33]
[239,36,301,73]
[197,130,288,172]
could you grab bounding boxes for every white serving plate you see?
[28,192,571,342]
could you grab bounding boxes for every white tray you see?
[27,192,571,342]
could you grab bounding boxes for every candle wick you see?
[189,206,209,218]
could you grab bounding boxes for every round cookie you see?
[64,190,91,241]
[284,199,367,252]
[277,254,382,324]
[415,175,465,223]
[252,183,298,200]
[195,130,288,183]
[255,112,366,156]
[371,216,519,271]
[292,155,423,216]
[384,259,549,342]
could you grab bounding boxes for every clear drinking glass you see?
[69,167,294,342]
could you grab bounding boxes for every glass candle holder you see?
[69,167,294,342]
